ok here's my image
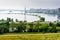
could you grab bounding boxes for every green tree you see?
[39,23,49,33]
[33,22,40,32]
[7,18,11,22]
[40,17,45,22]
[49,23,57,33]
[16,19,19,22]
[28,22,34,32]
[56,22,60,27]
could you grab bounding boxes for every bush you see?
[39,23,49,33]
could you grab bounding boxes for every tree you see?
[16,19,19,22]
[1,19,4,21]
[0,21,10,33]
[22,21,27,32]
[7,18,11,22]
[49,22,53,26]
[56,22,60,27]
[0,27,4,34]
[28,22,34,32]
[49,23,57,33]
[5,21,10,33]
[40,17,45,22]
[33,22,40,32]
[39,23,49,33]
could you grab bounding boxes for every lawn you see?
[0,33,60,40]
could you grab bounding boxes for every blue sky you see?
[0,0,60,9]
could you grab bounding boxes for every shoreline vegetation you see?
[0,16,60,34]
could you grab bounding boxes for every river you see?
[0,13,58,22]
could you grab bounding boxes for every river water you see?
[0,13,58,22]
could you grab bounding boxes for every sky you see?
[0,0,60,10]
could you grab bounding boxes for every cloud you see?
[0,0,60,9]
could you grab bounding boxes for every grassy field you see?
[0,33,60,40]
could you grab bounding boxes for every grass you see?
[0,33,60,40]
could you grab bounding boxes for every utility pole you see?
[24,7,26,22]
[24,0,27,22]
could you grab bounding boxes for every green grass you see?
[0,33,60,40]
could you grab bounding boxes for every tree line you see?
[0,17,60,34]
